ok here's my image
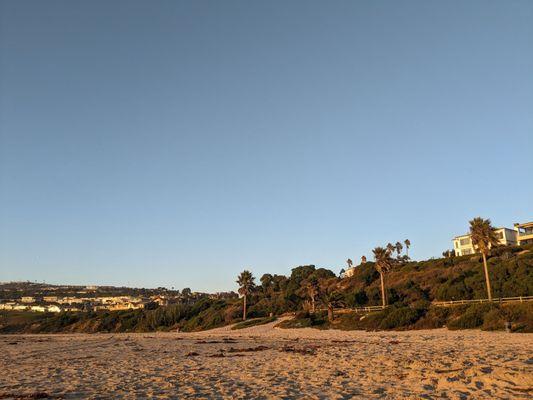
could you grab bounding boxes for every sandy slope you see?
[1,320,532,399]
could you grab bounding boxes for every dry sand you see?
[1,319,532,399]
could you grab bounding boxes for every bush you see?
[344,290,368,307]
[276,317,312,329]
[501,303,533,333]
[231,316,276,330]
[378,306,422,330]
[276,311,327,329]
[447,303,496,330]
[413,306,450,329]
[482,308,506,331]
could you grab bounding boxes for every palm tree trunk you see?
[327,303,334,322]
[482,253,492,301]
[243,295,247,321]
[380,272,386,308]
[311,296,315,313]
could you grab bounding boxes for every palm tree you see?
[372,247,394,308]
[361,255,367,264]
[346,258,353,270]
[236,270,256,320]
[404,239,411,257]
[395,241,403,256]
[469,217,500,301]
[386,243,395,254]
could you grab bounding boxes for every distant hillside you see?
[340,245,532,306]
[1,244,531,334]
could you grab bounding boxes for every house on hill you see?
[514,221,533,246]
[452,227,517,256]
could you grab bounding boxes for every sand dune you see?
[1,320,532,399]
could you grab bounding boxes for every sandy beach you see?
[1,319,532,399]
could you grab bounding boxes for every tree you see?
[236,270,256,320]
[319,278,342,322]
[181,288,191,305]
[372,247,394,308]
[304,276,320,313]
[361,255,367,264]
[395,242,403,256]
[442,249,456,259]
[346,259,353,270]
[404,239,411,257]
[386,243,395,254]
[469,217,500,301]
[260,273,273,296]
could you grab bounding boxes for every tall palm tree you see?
[386,243,395,254]
[404,239,411,257]
[346,258,353,270]
[372,247,394,308]
[395,241,403,256]
[469,217,500,301]
[236,270,256,320]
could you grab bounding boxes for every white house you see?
[514,221,533,246]
[453,227,517,256]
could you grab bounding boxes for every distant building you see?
[150,295,169,306]
[343,267,356,278]
[43,296,59,303]
[514,221,533,246]
[0,302,16,310]
[21,296,38,303]
[453,227,517,256]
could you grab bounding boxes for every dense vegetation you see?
[278,302,532,333]
[1,243,532,334]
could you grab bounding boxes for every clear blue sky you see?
[1,1,532,292]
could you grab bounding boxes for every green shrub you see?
[276,317,312,329]
[501,303,533,333]
[481,308,505,331]
[231,316,276,330]
[378,306,422,330]
[447,303,496,330]
[412,306,450,329]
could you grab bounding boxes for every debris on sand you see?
[195,340,223,344]
[0,392,55,399]
[280,345,317,355]
[227,346,270,353]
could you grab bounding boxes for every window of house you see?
[460,238,470,246]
